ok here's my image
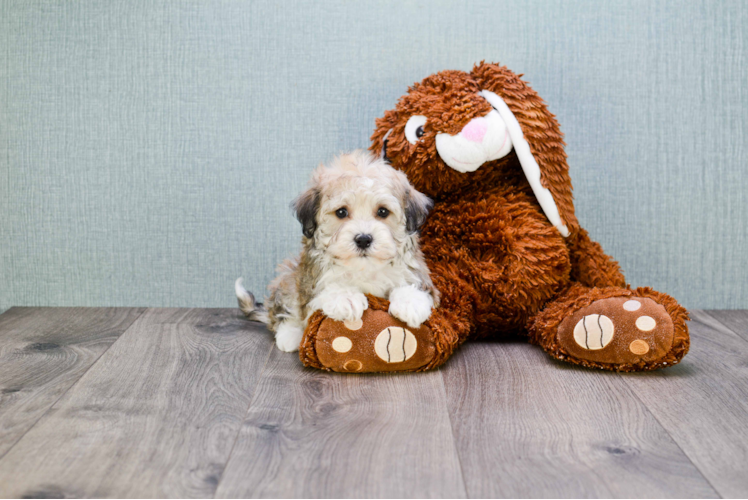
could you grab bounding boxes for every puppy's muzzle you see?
[354,234,373,250]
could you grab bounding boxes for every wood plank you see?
[703,309,748,342]
[0,307,145,458]
[621,310,748,498]
[442,339,718,498]
[0,308,274,498]
[215,349,466,499]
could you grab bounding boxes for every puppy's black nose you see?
[354,234,373,249]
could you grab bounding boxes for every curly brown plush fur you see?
[361,62,689,372]
[297,62,689,372]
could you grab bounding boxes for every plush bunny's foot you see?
[300,308,436,373]
[557,296,676,365]
[299,295,447,373]
[529,285,690,371]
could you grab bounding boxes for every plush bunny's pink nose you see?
[461,117,488,143]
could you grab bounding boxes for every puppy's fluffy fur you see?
[236,150,439,352]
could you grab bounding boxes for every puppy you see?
[235,150,439,352]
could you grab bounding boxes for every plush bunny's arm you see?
[566,228,626,288]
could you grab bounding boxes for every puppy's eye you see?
[376,207,390,218]
[405,115,427,145]
[335,207,348,219]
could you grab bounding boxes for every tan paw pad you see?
[635,316,656,331]
[331,336,352,353]
[629,339,650,355]
[623,300,641,311]
[343,359,363,372]
[573,314,614,350]
[344,318,363,330]
[374,327,417,363]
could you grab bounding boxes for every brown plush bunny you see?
[300,62,689,373]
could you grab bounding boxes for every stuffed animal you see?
[299,62,689,373]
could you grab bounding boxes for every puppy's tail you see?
[235,278,269,323]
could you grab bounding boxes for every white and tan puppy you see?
[235,150,439,352]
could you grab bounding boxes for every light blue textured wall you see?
[1,0,746,311]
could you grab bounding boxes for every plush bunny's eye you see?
[404,115,427,145]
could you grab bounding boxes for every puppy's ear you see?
[404,188,433,234]
[292,188,321,238]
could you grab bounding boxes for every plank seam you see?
[437,367,471,499]
[212,337,275,499]
[0,307,148,463]
[617,310,723,499]
[700,310,748,345]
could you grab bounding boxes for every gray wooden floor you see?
[0,308,746,498]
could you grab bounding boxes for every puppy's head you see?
[293,150,431,264]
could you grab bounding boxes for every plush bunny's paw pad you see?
[312,308,436,373]
[557,296,675,366]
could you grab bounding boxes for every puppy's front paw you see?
[388,286,434,328]
[275,323,304,352]
[321,291,368,323]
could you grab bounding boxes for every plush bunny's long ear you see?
[472,62,578,237]
[480,90,569,237]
